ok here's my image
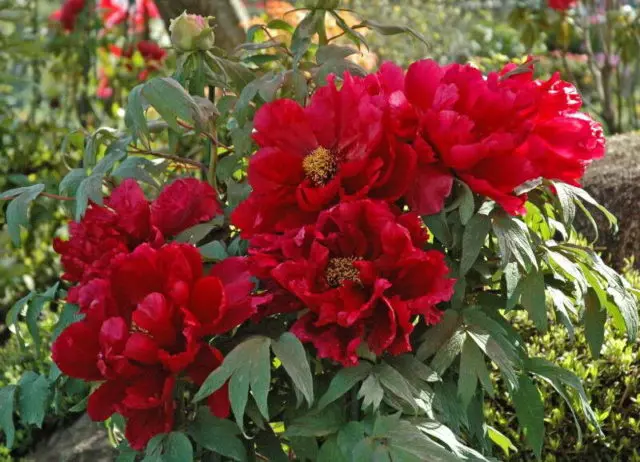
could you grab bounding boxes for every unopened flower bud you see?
[169,11,216,52]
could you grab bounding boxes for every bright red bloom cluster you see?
[548,0,578,11]
[51,0,159,33]
[250,201,455,366]
[52,179,255,449]
[233,58,603,364]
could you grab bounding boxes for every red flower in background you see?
[250,200,455,366]
[399,59,604,215]
[53,243,255,449]
[50,0,86,32]
[548,0,577,11]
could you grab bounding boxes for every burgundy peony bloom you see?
[400,59,604,215]
[548,0,577,11]
[52,242,253,449]
[250,200,455,366]
[50,0,86,32]
[55,178,219,311]
[233,73,395,236]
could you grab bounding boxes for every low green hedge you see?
[486,268,640,461]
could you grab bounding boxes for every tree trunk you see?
[155,0,249,52]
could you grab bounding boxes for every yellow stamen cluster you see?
[302,147,336,185]
[325,257,361,287]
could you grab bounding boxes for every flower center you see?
[326,257,361,287]
[302,147,337,186]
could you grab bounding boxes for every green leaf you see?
[358,373,384,411]
[59,169,87,197]
[272,332,314,406]
[316,45,358,63]
[142,77,197,132]
[467,326,519,389]
[5,292,33,346]
[376,363,417,412]
[194,336,271,431]
[416,310,461,361]
[0,385,16,448]
[430,330,465,375]
[17,372,50,428]
[116,442,139,462]
[520,271,548,332]
[146,432,193,462]
[112,157,163,188]
[512,375,544,459]
[553,181,576,226]
[286,404,345,437]
[75,174,103,221]
[317,436,348,462]
[4,184,45,245]
[424,211,452,247]
[584,289,606,358]
[458,337,480,408]
[337,421,366,457]
[52,303,83,341]
[255,428,288,462]
[460,213,491,276]
[317,362,371,410]
[487,426,517,457]
[26,283,59,350]
[458,182,475,225]
[492,212,537,270]
[125,84,150,146]
[198,240,228,261]
[379,418,461,462]
[291,11,322,65]
[188,409,246,461]
[359,20,429,47]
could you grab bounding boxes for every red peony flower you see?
[98,0,128,29]
[50,0,86,32]
[232,73,388,236]
[53,242,253,449]
[548,0,577,11]
[250,200,455,366]
[400,59,604,215]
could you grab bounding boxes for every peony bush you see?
[0,2,637,461]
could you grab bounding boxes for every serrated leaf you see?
[376,363,417,412]
[460,213,491,276]
[512,375,544,459]
[520,270,548,332]
[317,362,371,410]
[272,332,314,406]
[358,374,384,411]
[0,385,16,448]
[17,372,50,428]
[188,409,246,461]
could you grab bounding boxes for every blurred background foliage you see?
[2,0,640,460]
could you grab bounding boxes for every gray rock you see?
[27,414,115,462]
